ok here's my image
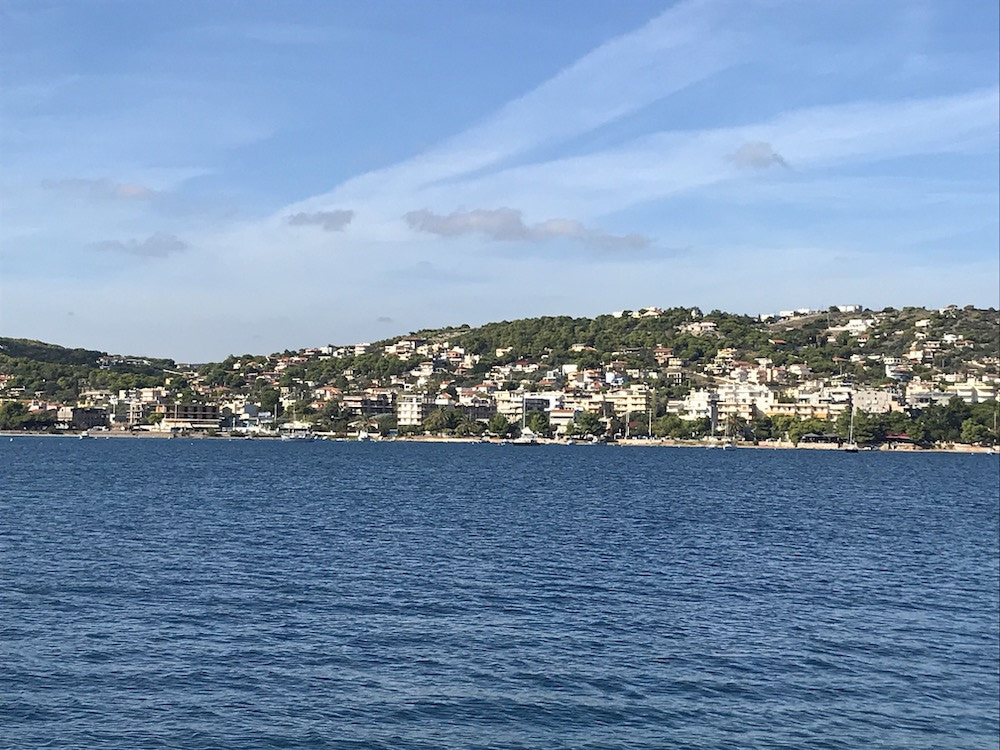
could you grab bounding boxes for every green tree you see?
[651,414,684,438]
[422,409,449,433]
[749,415,775,441]
[960,418,990,445]
[687,417,713,438]
[454,415,486,437]
[0,401,28,429]
[786,417,830,444]
[375,414,397,436]
[423,408,461,433]
[256,387,280,413]
[835,409,886,444]
[487,413,513,437]
[312,401,350,433]
[525,410,551,437]
[767,415,798,441]
[624,410,650,437]
[572,411,605,437]
[575,350,603,369]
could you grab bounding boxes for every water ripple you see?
[1,439,997,749]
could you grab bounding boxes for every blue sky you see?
[1,0,997,361]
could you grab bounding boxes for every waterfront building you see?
[397,393,435,427]
[852,387,905,414]
[57,406,109,431]
[342,390,395,416]
[155,403,221,431]
[606,385,652,417]
[680,390,718,422]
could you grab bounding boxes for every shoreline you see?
[2,429,995,454]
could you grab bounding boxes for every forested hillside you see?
[0,337,173,401]
[3,305,998,401]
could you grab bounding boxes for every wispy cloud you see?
[91,232,188,258]
[405,208,649,250]
[286,210,354,231]
[393,88,998,222]
[385,260,487,284]
[287,31,996,245]
[5,0,996,360]
[41,178,158,200]
[196,21,345,46]
[240,23,338,45]
[292,1,742,212]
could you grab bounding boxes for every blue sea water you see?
[1,437,998,749]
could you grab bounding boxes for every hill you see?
[0,337,104,366]
[0,337,175,402]
[2,304,998,402]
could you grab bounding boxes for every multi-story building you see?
[126,400,150,426]
[155,403,221,431]
[547,408,580,435]
[562,391,609,416]
[715,382,775,421]
[342,390,396,416]
[606,385,652,417]
[681,390,718,422]
[493,390,524,422]
[948,379,999,403]
[852,387,904,414]
[57,406,109,430]
[765,402,830,420]
[397,394,435,427]
[457,396,495,422]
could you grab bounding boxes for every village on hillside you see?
[2,304,998,448]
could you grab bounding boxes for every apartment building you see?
[397,393,435,427]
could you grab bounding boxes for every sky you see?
[1,0,998,361]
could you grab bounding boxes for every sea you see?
[2,437,998,749]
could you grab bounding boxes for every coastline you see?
[2,429,995,454]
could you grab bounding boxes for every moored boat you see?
[844,405,860,452]
[281,431,315,441]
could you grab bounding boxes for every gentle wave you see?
[2,439,998,749]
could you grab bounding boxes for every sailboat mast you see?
[648,392,653,437]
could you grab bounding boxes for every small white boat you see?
[511,435,540,446]
[281,431,315,441]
